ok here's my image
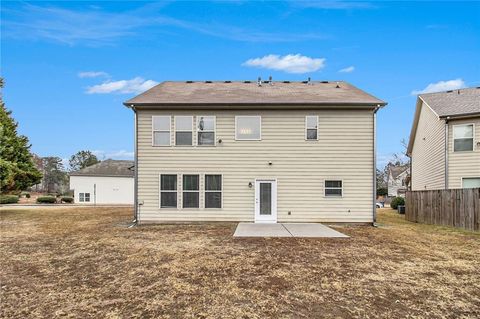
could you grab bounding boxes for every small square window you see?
[325,180,342,197]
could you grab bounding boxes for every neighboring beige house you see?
[69,160,134,205]
[124,80,386,224]
[407,87,480,190]
[387,165,409,197]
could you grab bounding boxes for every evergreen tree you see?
[69,150,100,171]
[0,78,42,193]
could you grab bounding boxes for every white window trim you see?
[181,173,200,209]
[204,173,223,209]
[159,174,178,209]
[196,115,216,146]
[235,115,262,141]
[452,123,475,152]
[174,116,194,146]
[324,179,344,198]
[305,115,319,141]
[152,116,171,147]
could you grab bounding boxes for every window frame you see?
[152,116,171,147]
[305,115,319,141]
[181,174,200,209]
[461,177,480,188]
[235,116,262,141]
[174,116,194,146]
[204,174,223,209]
[159,174,178,209]
[196,115,216,146]
[324,179,343,198]
[453,123,475,152]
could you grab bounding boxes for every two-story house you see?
[407,87,480,190]
[387,164,409,197]
[124,80,386,224]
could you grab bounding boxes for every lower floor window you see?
[462,177,480,188]
[325,180,342,197]
[205,175,222,208]
[79,192,90,202]
[160,174,177,208]
[183,174,199,208]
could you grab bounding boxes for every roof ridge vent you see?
[321,80,329,83]
[257,77,262,86]
[244,80,251,83]
[205,80,212,83]
[224,80,231,83]
[283,80,290,83]
[446,90,453,93]
[186,80,194,83]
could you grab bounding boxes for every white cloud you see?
[339,66,355,73]
[411,78,466,95]
[92,150,134,160]
[86,77,158,94]
[243,54,326,74]
[78,71,109,78]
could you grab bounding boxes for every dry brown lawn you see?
[1,207,479,318]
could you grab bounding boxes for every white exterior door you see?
[255,179,277,223]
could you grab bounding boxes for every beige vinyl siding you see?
[137,109,374,223]
[411,102,445,190]
[448,117,480,188]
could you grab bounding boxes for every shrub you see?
[390,196,405,210]
[26,193,31,198]
[36,196,56,204]
[61,196,74,203]
[0,195,19,204]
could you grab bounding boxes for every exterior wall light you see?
[248,182,253,188]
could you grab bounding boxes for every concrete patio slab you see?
[233,222,349,238]
[283,223,349,238]
[233,223,291,237]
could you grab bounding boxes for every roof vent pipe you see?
[307,77,311,85]
[336,81,340,88]
[257,77,262,86]
[269,75,273,85]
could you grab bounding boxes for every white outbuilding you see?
[69,159,134,205]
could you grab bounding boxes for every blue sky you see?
[2,1,479,167]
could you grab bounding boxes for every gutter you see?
[373,106,380,224]
[445,118,449,189]
[125,104,139,225]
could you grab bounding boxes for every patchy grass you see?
[1,207,479,318]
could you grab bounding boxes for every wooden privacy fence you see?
[405,188,480,232]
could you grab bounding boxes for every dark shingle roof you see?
[124,81,386,107]
[70,159,134,177]
[419,87,480,118]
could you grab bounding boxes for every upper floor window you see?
[325,180,343,197]
[305,116,318,140]
[152,116,171,146]
[453,124,474,152]
[197,116,216,146]
[175,116,193,146]
[235,116,261,140]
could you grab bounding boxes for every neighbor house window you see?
[160,174,177,208]
[325,180,343,197]
[306,116,318,140]
[453,124,474,152]
[152,116,171,146]
[183,174,199,208]
[175,116,193,146]
[205,175,222,208]
[235,116,261,140]
[462,177,480,188]
[197,116,216,146]
[79,193,90,202]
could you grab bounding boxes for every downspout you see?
[373,106,379,224]
[444,118,449,189]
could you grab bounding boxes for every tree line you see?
[1,78,100,194]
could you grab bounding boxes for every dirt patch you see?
[1,207,479,318]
